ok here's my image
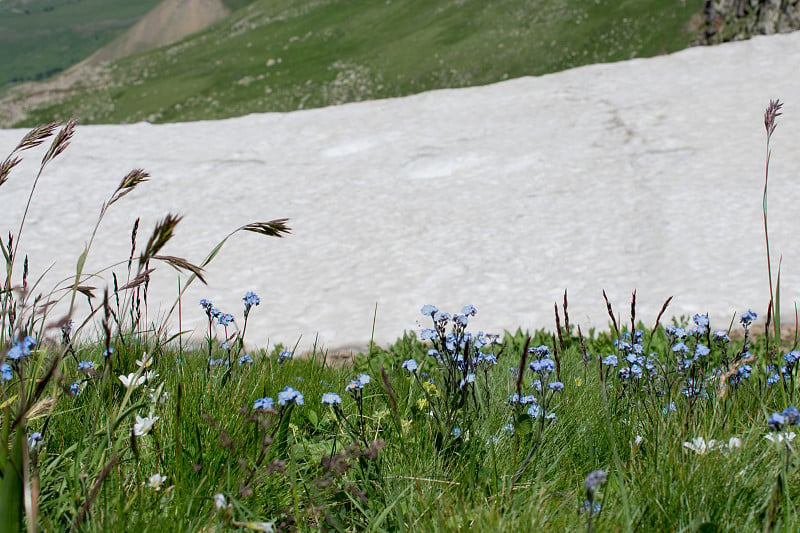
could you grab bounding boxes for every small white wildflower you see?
[133,414,159,436]
[119,373,146,389]
[214,493,227,509]
[147,473,167,491]
[728,437,742,450]
[683,437,714,454]
[634,435,644,446]
[136,353,153,368]
[144,370,159,382]
[764,431,796,443]
[232,521,274,532]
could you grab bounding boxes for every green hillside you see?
[7,0,705,126]
[0,0,162,87]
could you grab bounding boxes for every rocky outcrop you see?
[698,0,800,44]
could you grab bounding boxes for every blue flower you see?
[433,311,451,324]
[740,309,757,326]
[209,357,228,367]
[454,314,468,327]
[200,299,213,311]
[6,338,34,360]
[278,350,293,363]
[782,406,799,425]
[220,341,230,350]
[451,427,462,438]
[77,361,95,372]
[767,373,781,386]
[459,373,476,389]
[70,382,82,396]
[584,470,607,494]
[672,342,689,354]
[768,412,786,431]
[785,351,800,366]
[630,364,643,379]
[277,386,304,406]
[0,363,12,381]
[665,325,687,339]
[28,432,42,451]
[401,359,418,373]
[321,392,342,405]
[421,305,438,317]
[529,358,555,374]
[581,501,602,514]
[103,347,114,358]
[238,354,253,365]
[243,291,260,308]
[358,373,371,386]
[461,304,477,316]
[477,352,497,366]
[602,355,618,367]
[529,345,551,359]
[713,330,730,343]
[548,381,564,392]
[253,397,274,410]
[737,365,752,379]
[217,313,234,326]
[420,328,437,341]
[695,344,710,357]
[527,404,541,418]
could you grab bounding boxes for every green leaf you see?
[306,409,318,428]
[274,404,295,458]
[0,427,25,531]
[515,414,532,437]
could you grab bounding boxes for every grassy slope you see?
[0,0,162,87]
[15,0,704,126]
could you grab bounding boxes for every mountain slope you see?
[2,0,705,126]
[0,0,162,88]
[84,0,231,66]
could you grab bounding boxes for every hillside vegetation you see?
[3,0,705,126]
[0,0,162,88]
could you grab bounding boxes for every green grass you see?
[15,320,800,531]
[0,0,162,88]
[10,0,705,126]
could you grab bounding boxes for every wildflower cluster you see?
[200,291,261,366]
[412,305,501,444]
[510,344,563,421]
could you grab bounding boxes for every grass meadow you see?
[7,0,704,127]
[1,103,799,532]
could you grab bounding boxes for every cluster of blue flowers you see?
[346,373,370,392]
[768,406,800,431]
[517,345,563,420]
[6,336,36,360]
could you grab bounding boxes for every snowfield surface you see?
[3,33,800,353]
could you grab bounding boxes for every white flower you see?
[634,435,644,446]
[136,353,153,368]
[147,473,167,490]
[232,521,274,532]
[683,437,719,454]
[133,414,159,436]
[685,436,743,454]
[144,370,159,382]
[119,373,146,389]
[214,493,227,509]
[149,389,170,404]
[764,431,796,443]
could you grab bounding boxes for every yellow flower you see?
[574,378,582,387]
[416,398,429,410]
[422,381,439,396]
